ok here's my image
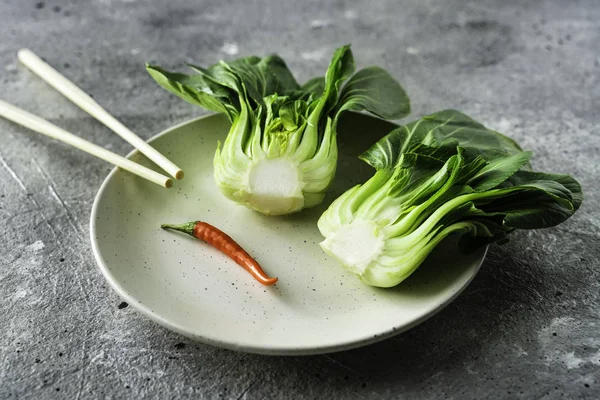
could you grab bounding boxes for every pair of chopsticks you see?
[0,49,183,188]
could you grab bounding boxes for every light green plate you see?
[90,113,487,355]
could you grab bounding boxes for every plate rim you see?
[89,113,488,356]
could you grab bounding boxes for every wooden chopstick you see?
[0,100,173,188]
[17,48,184,180]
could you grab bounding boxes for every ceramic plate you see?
[90,113,487,355]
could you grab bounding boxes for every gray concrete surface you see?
[1,0,599,398]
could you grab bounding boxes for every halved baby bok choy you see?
[318,110,583,287]
[147,45,410,215]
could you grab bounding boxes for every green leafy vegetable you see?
[147,45,410,215]
[318,110,582,287]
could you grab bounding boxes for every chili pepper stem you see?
[161,222,197,237]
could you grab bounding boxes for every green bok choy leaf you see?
[318,110,582,287]
[147,45,410,215]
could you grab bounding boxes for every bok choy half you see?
[147,45,410,215]
[318,110,583,287]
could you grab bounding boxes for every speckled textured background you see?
[1,0,598,398]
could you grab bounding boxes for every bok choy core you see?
[318,110,583,287]
[147,45,410,215]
